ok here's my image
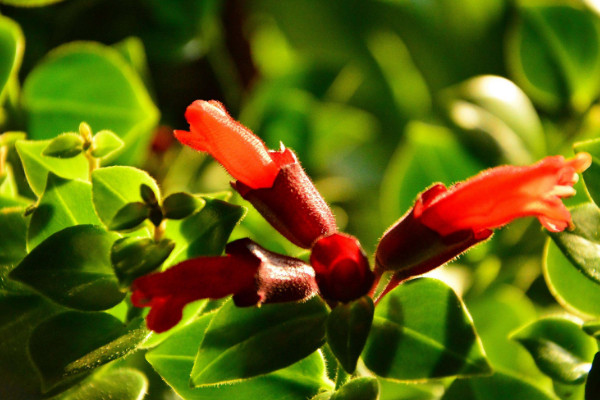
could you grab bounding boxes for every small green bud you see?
[140,184,159,206]
[109,202,150,231]
[111,237,175,287]
[162,192,205,220]
[91,130,124,159]
[42,133,84,158]
[79,122,93,144]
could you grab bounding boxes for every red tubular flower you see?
[132,238,318,332]
[175,100,337,248]
[310,233,374,303]
[375,153,591,297]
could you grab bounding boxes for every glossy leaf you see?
[506,4,600,112]
[27,174,101,250]
[28,312,149,392]
[574,139,600,207]
[108,202,150,231]
[162,192,205,220]
[15,140,88,196]
[60,368,148,400]
[329,377,379,400]
[511,317,596,384]
[90,130,124,160]
[548,203,600,285]
[544,239,600,318]
[191,298,329,386]
[363,278,491,380]
[146,312,332,400]
[0,15,22,99]
[163,197,244,266]
[111,236,174,287]
[42,133,84,158]
[0,206,28,267]
[442,371,558,400]
[11,225,124,311]
[327,296,374,373]
[91,166,160,229]
[22,42,159,165]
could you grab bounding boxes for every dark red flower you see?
[375,153,591,298]
[174,100,337,248]
[132,238,318,332]
[310,233,374,303]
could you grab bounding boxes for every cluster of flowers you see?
[132,100,591,333]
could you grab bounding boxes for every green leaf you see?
[548,203,600,285]
[162,192,206,220]
[511,317,596,384]
[60,368,148,400]
[10,225,124,311]
[327,296,374,374]
[22,42,159,165]
[15,140,88,196]
[363,278,491,380]
[0,206,28,267]
[164,197,245,266]
[27,174,102,250]
[583,320,600,339]
[91,166,160,229]
[441,75,545,165]
[108,202,150,231]
[442,371,558,400]
[544,239,600,318]
[28,312,149,392]
[111,237,174,287]
[90,130,124,160]
[586,353,600,400]
[329,377,379,400]
[378,379,443,400]
[146,312,332,400]
[0,294,62,399]
[191,297,329,386]
[0,15,23,100]
[506,4,600,112]
[380,122,483,226]
[42,133,84,158]
[574,139,600,207]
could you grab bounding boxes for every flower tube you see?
[375,153,592,297]
[175,100,337,248]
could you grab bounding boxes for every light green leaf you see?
[15,140,88,196]
[146,312,332,400]
[0,0,65,6]
[11,225,124,311]
[363,278,491,380]
[42,133,84,158]
[574,139,600,207]
[91,166,159,229]
[0,15,23,100]
[90,130,124,160]
[22,41,159,165]
[511,317,596,384]
[329,377,379,400]
[60,368,148,400]
[27,174,101,250]
[28,312,149,392]
[544,239,600,318]
[191,298,329,386]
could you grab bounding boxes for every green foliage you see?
[59,368,148,400]
[0,15,22,99]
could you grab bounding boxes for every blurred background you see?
[2,0,600,398]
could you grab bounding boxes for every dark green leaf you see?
[146,312,332,400]
[28,312,149,392]
[162,192,205,220]
[90,130,124,160]
[22,42,159,165]
[330,377,379,400]
[111,237,174,287]
[0,206,28,267]
[544,239,600,318]
[27,173,101,250]
[191,298,329,386]
[11,225,124,311]
[511,317,596,384]
[363,278,491,380]
[0,15,22,99]
[586,353,600,400]
[583,320,600,339]
[42,133,84,158]
[60,368,148,400]
[109,202,150,231]
[548,203,600,285]
[574,139,600,207]
[442,371,558,400]
[15,140,88,196]
[506,4,600,112]
[91,166,160,230]
[164,197,245,266]
[327,296,374,373]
